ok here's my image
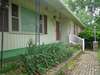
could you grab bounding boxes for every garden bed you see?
[0,43,81,75]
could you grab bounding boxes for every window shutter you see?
[56,21,60,40]
[44,15,47,34]
[39,15,43,33]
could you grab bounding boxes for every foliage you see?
[97,48,100,63]
[22,42,80,75]
[56,70,65,75]
[56,55,78,75]
[79,28,100,48]
[64,0,100,26]
[76,9,93,25]
[65,60,76,70]
[0,63,18,74]
[56,60,76,75]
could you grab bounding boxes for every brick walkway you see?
[71,51,100,75]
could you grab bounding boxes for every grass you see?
[65,60,76,70]
[97,48,100,63]
[56,50,82,75]
[0,60,27,75]
[56,60,77,75]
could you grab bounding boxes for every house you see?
[0,0,85,59]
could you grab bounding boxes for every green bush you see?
[79,28,100,49]
[56,70,65,75]
[22,42,80,75]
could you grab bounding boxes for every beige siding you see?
[0,16,58,51]
[40,17,57,44]
[60,20,74,43]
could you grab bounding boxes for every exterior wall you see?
[40,17,57,44]
[70,21,75,34]
[78,26,82,33]
[60,20,74,43]
[0,18,57,51]
[3,33,35,51]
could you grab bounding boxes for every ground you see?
[46,51,100,75]
[71,51,100,75]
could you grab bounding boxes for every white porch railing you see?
[69,34,85,52]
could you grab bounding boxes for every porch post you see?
[35,0,40,45]
[82,39,85,52]
[0,0,8,69]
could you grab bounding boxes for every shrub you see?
[79,28,100,49]
[0,63,18,74]
[22,42,80,75]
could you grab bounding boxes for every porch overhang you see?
[11,0,85,28]
[43,0,85,28]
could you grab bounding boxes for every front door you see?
[56,21,60,40]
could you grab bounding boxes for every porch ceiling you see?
[11,0,35,11]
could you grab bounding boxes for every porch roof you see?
[42,0,85,28]
[12,0,85,28]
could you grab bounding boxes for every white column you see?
[82,39,85,52]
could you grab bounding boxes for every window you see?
[39,15,47,34]
[11,4,19,31]
[0,4,8,32]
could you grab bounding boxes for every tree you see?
[64,0,100,26]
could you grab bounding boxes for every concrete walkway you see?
[71,51,100,75]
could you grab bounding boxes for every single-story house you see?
[0,0,85,59]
